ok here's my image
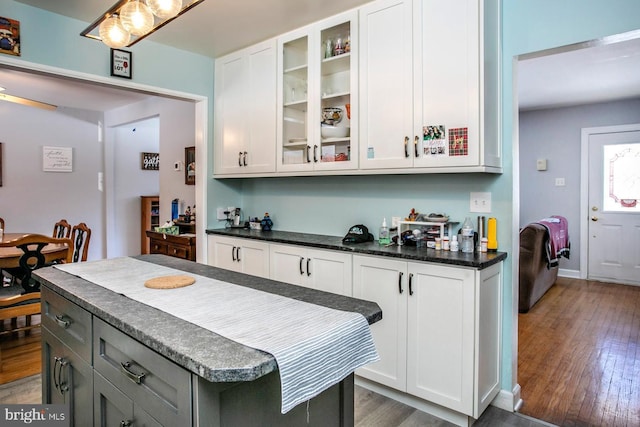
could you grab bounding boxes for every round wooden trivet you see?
[144,275,195,289]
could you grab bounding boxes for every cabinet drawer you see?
[150,240,169,255]
[94,371,162,427]
[42,287,92,364]
[166,244,189,259]
[93,318,191,426]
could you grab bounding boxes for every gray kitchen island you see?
[33,254,382,427]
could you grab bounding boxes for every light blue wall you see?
[503,0,640,394]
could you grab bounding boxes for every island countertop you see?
[206,228,507,269]
[33,254,382,384]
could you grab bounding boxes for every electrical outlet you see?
[470,192,492,213]
[216,208,227,220]
[391,217,401,228]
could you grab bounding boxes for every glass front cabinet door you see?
[277,11,358,173]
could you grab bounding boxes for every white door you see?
[586,125,640,285]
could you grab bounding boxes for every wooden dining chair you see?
[52,219,72,239]
[71,222,91,262]
[0,234,72,347]
[0,233,73,293]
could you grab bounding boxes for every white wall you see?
[104,97,196,258]
[519,98,640,272]
[0,104,104,260]
[112,118,160,257]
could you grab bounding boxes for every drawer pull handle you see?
[53,356,69,396]
[120,421,132,427]
[243,151,248,166]
[398,271,404,294]
[121,361,146,384]
[299,257,304,275]
[55,314,70,329]
[404,136,409,158]
[307,258,311,276]
[414,135,419,157]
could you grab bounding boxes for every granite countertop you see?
[33,255,382,384]
[206,228,507,269]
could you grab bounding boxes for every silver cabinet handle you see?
[55,314,70,329]
[409,273,414,296]
[404,136,409,157]
[238,151,243,166]
[120,361,145,385]
[414,136,419,157]
[243,151,248,166]
[53,356,69,396]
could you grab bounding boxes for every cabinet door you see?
[352,255,407,390]
[359,0,414,170]
[208,235,241,273]
[238,239,270,278]
[42,327,94,427]
[413,0,480,168]
[215,39,276,175]
[406,262,475,414]
[94,373,162,427]
[306,248,352,296]
[208,235,270,278]
[270,243,307,286]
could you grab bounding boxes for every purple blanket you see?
[537,215,570,268]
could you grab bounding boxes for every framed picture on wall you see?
[185,146,195,185]
[141,152,159,170]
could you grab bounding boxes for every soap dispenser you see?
[379,218,390,245]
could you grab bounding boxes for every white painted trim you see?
[491,383,520,412]
[0,56,209,262]
[558,268,580,279]
[580,123,640,281]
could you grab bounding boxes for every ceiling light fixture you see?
[81,0,205,49]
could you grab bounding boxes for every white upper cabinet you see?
[214,39,277,176]
[359,0,501,173]
[277,11,359,173]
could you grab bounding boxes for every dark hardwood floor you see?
[518,277,640,426]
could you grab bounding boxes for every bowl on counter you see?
[321,126,350,139]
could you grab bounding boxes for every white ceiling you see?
[3,1,640,112]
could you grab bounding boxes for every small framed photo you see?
[0,17,20,56]
[185,146,195,185]
[111,48,132,79]
[141,152,159,170]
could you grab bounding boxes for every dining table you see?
[0,233,71,292]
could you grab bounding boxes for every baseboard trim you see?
[490,383,521,412]
[558,268,580,278]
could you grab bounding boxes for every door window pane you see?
[603,142,640,212]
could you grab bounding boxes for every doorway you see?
[516,32,640,424]
[581,124,640,285]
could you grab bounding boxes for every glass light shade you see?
[120,0,155,36]
[146,0,182,19]
[99,15,131,48]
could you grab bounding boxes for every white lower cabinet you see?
[207,235,270,278]
[269,243,352,296]
[353,255,501,419]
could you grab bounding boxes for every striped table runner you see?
[54,257,378,413]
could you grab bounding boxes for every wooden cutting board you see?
[144,275,195,289]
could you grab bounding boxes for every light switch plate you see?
[216,208,227,220]
[470,192,492,213]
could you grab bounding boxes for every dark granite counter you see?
[33,254,382,384]
[206,228,507,269]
